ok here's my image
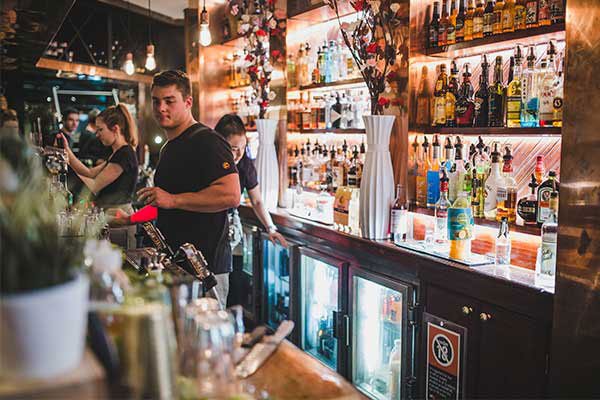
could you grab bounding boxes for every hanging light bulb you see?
[199,1,212,47]
[145,44,156,71]
[124,52,135,75]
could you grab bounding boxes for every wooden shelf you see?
[288,77,366,92]
[289,128,366,134]
[425,23,565,58]
[411,206,541,236]
[409,126,561,137]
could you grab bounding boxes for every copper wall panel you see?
[550,0,600,395]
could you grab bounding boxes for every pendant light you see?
[145,0,157,71]
[199,0,212,47]
[124,2,136,75]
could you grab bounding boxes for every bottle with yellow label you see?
[493,0,505,35]
[464,0,475,41]
[446,61,460,127]
[433,64,449,126]
[417,136,431,207]
[502,0,516,32]
[448,189,474,261]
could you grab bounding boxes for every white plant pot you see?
[360,115,396,240]
[255,119,280,211]
[0,274,90,379]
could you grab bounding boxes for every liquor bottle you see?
[448,189,474,261]
[430,2,441,48]
[553,58,564,127]
[484,143,503,218]
[312,55,321,85]
[483,0,495,37]
[465,0,475,41]
[435,170,452,247]
[506,46,523,127]
[446,61,460,127]
[534,154,545,184]
[448,137,465,203]
[496,146,517,223]
[409,136,420,203]
[456,63,476,126]
[433,64,449,126]
[550,0,565,24]
[347,148,360,188]
[536,191,558,288]
[319,43,327,83]
[416,66,432,126]
[332,93,342,129]
[495,217,512,268]
[537,170,559,225]
[456,0,466,42]
[539,42,557,127]
[441,137,452,172]
[521,46,539,127]
[289,146,298,187]
[493,0,505,35]
[474,55,490,127]
[538,0,551,26]
[515,0,527,30]
[502,0,516,32]
[472,147,487,217]
[525,0,538,28]
[417,136,430,207]
[448,0,458,44]
[337,39,348,80]
[439,0,449,47]
[427,135,442,208]
[473,0,485,39]
[287,55,297,88]
[517,174,539,225]
[391,184,409,244]
[488,56,505,127]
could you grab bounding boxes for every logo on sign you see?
[433,333,454,367]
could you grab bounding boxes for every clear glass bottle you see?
[448,136,465,204]
[435,170,452,248]
[536,191,558,288]
[539,42,557,127]
[495,217,512,278]
[553,58,564,127]
[521,46,539,127]
[484,143,503,219]
[496,146,518,223]
[448,189,474,261]
[391,185,409,244]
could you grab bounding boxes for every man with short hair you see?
[44,108,79,149]
[137,70,240,307]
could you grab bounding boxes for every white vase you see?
[255,119,280,211]
[0,274,90,379]
[360,115,396,240]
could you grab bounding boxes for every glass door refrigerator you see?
[298,247,348,372]
[261,233,300,338]
[237,223,260,322]
[349,268,418,400]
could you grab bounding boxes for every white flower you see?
[390,3,400,13]
[263,62,273,73]
[269,19,277,29]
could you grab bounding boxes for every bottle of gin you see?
[506,46,523,128]
[536,191,558,288]
[435,170,452,248]
[517,174,539,225]
[521,46,539,127]
[537,170,559,226]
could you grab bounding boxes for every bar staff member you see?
[137,70,240,307]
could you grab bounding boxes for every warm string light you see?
[199,0,212,47]
[124,52,135,75]
[145,0,157,71]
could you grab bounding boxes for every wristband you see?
[267,225,277,234]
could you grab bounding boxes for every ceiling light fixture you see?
[199,0,212,47]
[145,0,157,71]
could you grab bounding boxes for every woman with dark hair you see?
[214,113,287,246]
[59,103,139,248]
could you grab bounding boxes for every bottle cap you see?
[537,155,544,162]
[529,174,538,188]
[549,170,557,177]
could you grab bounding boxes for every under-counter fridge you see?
[261,233,300,336]
[236,223,260,321]
[348,268,418,400]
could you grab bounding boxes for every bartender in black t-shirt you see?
[137,70,240,308]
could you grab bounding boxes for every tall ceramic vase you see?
[255,119,280,211]
[360,115,396,240]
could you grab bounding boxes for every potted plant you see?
[0,135,95,379]
[230,0,287,210]
[326,0,408,239]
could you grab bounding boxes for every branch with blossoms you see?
[326,0,405,115]
[229,0,286,119]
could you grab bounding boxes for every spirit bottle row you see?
[230,92,259,130]
[288,41,361,88]
[426,0,565,49]
[288,139,366,193]
[287,90,370,131]
[417,42,564,128]
[410,134,559,226]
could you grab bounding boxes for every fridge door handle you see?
[332,310,339,339]
[343,315,350,347]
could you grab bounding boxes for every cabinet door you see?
[262,235,295,329]
[475,302,549,398]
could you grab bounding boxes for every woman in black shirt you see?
[59,104,139,247]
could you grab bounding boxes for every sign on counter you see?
[424,313,467,400]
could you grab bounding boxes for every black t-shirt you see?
[153,123,238,274]
[237,154,258,193]
[94,145,138,207]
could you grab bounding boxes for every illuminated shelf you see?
[411,206,541,236]
[289,128,366,134]
[425,23,565,58]
[288,77,366,92]
[410,126,562,137]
